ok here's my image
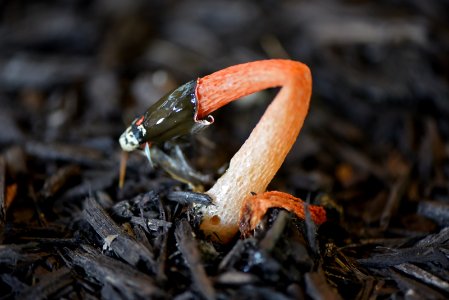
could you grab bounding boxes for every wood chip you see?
[25,142,108,167]
[67,245,164,299]
[175,219,215,300]
[167,190,212,205]
[82,196,156,273]
[390,268,447,300]
[18,267,73,300]
[417,200,449,227]
[394,263,449,293]
[305,268,343,300]
[40,165,80,199]
[358,247,449,268]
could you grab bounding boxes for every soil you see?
[1,0,449,299]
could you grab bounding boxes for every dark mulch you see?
[1,0,449,299]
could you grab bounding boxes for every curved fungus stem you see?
[239,191,327,237]
[195,59,324,242]
[118,59,326,243]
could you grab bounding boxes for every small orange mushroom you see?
[119,59,326,243]
[194,60,326,242]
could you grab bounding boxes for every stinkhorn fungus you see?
[119,59,326,243]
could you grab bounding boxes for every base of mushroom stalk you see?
[196,192,327,244]
[200,215,239,244]
[194,202,240,244]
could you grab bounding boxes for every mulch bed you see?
[1,0,449,299]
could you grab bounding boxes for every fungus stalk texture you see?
[195,60,312,242]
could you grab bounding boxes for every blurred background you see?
[1,0,449,298]
[1,0,448,145]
